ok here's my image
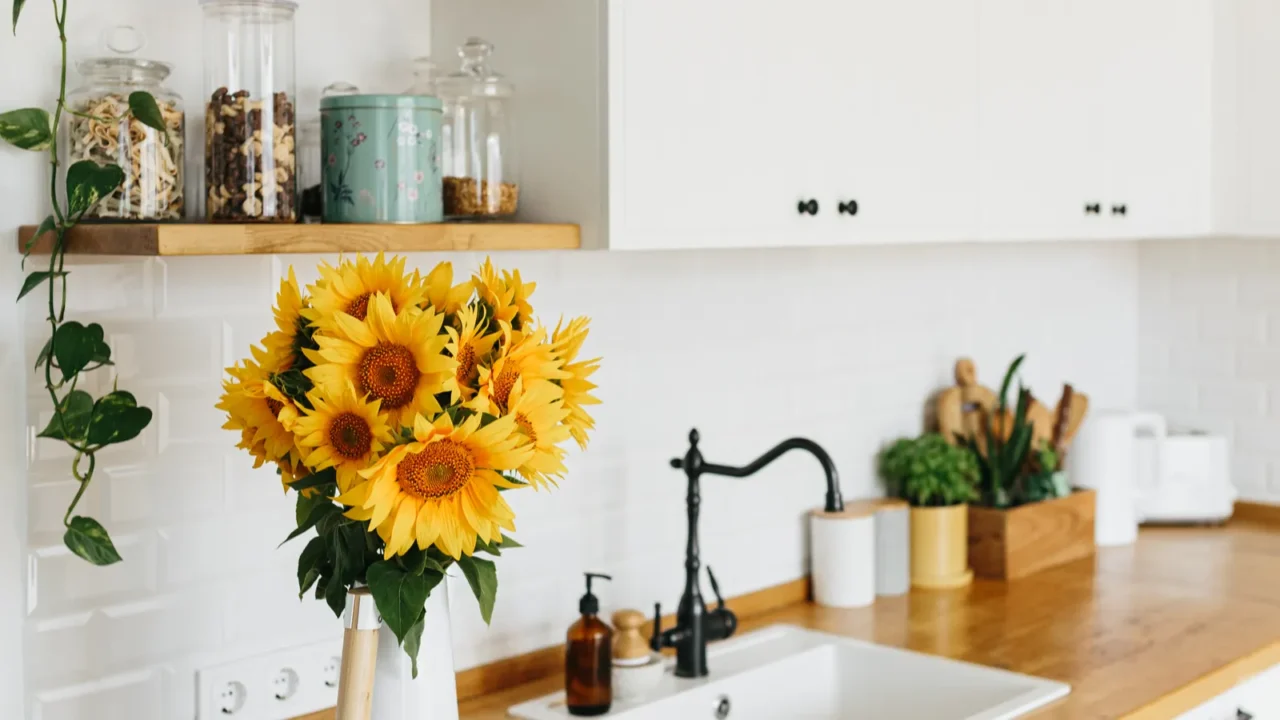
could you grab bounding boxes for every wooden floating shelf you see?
[17,222,581,257]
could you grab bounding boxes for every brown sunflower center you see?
[515,413,537,444]
[347,293,373,320]
[266,398,284,417]
[455,344,477,387]
[396,440,474,499]
[329,412,373,459]
[492,366,519,413]
[358,343,420,409]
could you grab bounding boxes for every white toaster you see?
[1135,430,1236,524]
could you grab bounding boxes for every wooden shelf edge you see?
[17,222,581,256]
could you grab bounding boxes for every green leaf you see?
[498,534,522,549]
[66,160,124,218]
[87,391,152,447]
[404,614,427,679]
[286,467,338,494]
[297,535,327,597]
[17,271,65,301]
[280,501,340,546]
[128,91,167,133]
[456,555,498,625]
[296,489,328,526]
[53,321,110,381]
[0,107,51,150]
[399,545,447,576]
[366,561,440,644]
[325,569,347,618]
[63,516,122,566]
[12,0,25,32]
[37,390,93,442]
[23,214,55,262]
[997,353,1027,411]
[33,336,52,371]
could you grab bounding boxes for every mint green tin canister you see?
[320,94,443,223]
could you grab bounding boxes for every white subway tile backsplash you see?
[1140,238,1280,502]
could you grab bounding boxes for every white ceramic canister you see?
[810,503,877,608]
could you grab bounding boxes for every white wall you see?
[0,1,1149,718]
[1139,238,1280,502]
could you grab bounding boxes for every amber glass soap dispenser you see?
[566,572,613,716]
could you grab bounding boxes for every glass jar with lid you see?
[66,26,185,221]
[202,0,297,222]
[436,37,519,220]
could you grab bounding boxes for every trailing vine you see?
[6,0,166,565]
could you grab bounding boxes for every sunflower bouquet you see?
[217,254,599,672]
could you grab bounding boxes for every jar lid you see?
[321,94,443,111]
[200,0,297,18]
[77,26,172,82]
[437,37,514,99]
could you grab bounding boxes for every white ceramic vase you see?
[371,578,459,720]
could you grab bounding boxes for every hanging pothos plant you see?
[6,0,166,565]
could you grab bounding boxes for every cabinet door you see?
[608,0,828,250]
[1231,0,1280,235]
[816,0,981,245]
[978,0,1108,241]
[1100,0,1213,238]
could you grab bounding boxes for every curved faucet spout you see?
[671,430,844,513]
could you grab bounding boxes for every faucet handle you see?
[707,566,726,611]
[650,602,662,652]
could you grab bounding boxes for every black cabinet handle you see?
[797,199,819,216]
[1085,203,1101,215]
[1111,204,1127,216]
[838,200,859,216]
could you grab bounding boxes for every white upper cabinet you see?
[1101,0,1213,239]
[433,0,1223,249]
[1223,0,1280,235]
[609,0,980,249]
[978,0,1107,242]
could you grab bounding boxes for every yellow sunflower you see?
[473,258,535,332]
[306,293,455,428]
[263,269,308,370]
[219,346,301,470]
[339,413,533,559]
[425,261,474,316]
[553,316,601,449]
[468,326,567,416]
[506,378,571,489]
[293,382,395,491]
[304,253,428,333]
[445,304,499,404]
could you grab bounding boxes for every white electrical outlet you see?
[196,639,343,719]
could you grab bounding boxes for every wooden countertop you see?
[458,521,1280,719]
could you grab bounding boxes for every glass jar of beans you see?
[201,0,298,222]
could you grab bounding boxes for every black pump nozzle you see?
[580,572,612,615]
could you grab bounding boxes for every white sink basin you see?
[509,625,1069,720]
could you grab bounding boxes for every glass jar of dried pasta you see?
[65,26,186,221]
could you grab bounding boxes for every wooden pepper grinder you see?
[611,609,651,667]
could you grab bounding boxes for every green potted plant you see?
[960,353,1096,580]
[880,433,978,589]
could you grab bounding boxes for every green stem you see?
[63,452,94,524]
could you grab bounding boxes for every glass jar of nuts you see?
[436,38,520,220]
[66,27,185,221]
[201,0,298,222]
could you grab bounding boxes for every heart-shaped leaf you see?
[53,321,110,381]
[87,390,152,447]
[457,555,498,624]
[37,390,93,442]
[0,107,51,150]
[128,91,167,133]
[18,271,66,301]
[64,516,122,566]
[66,160,124,218]
[367,561,442,645]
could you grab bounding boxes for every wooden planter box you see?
[967,489,1097,580]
